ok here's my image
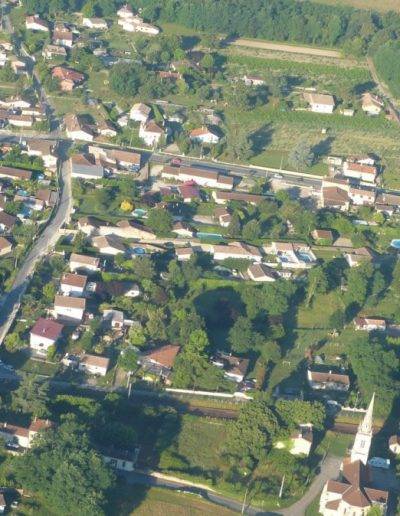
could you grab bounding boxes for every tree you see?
[14,417,114,516]
[146,308,167,341]
[229,316,254,354]
[12,374,49,418]
[306,266,329,307]
[289,141,315,171]
[43,281,56,301]
[147,208,173,236]
[110,62,143,97]
[329,309,345,329]
[131,257,156,280]
[242,220,261,241]
[227,212,242,237]
[118,348,138,372]
[4,332,24,352]
[128,325,146,347]
[224,398,278,469]
[275,400,326,431]
[269,75,288,98]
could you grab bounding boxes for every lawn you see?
[316,431,354,458]
[158,415,228,484]
[305,492,322,516]
[108,484,236,516]
[297,290,344,329]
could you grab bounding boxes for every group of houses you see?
[303,91,384,117]
[117,4,160,35]
[0,97,47,129]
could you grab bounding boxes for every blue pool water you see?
[132,208,147,218]
[390,239,400,249]
[132,247,146,255]
[197,232,224,242]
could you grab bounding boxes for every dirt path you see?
[231,38,342,58]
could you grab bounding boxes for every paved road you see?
[123,456,341,515]
[231,38,342,59]
[0,149,72,344]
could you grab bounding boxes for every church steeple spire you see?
[350,392,375,465]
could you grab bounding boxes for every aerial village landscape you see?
[0,0,398,514]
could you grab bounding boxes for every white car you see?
[368,457,390,469]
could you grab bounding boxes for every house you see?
[114,219,156,240]
[354,317,386,332]
[82,17,108,30]
[36,188,58,208]
[140,344,180,382]
[172,221,195,238]
[348,187,376,206]
[177,182,200,203]
[53,28,74,48]
[0,419,53,449]
[0,236,12,256]
[342,161,377,184]
[60,272,87,297]
[129,102,151,122]
[321,186,350,211]
[65,114,94,141]
[362,93,384,116]
[117,4,133,18]
[70,154,104,179]
[8,114,33,128]
[110,149,141,172]
[117,8,159,35]
[92,235,125,255]
[247,263,278,282]
[42,44,67,59]
[311,229,334,244]
[0,166,32,181]
[267,242,317,269]
[52,67,84,91]
[212,190,264,205]
[139,120,165,146]
[10,58,27,74]
[78,354,109,376]
[389,435,400,455]
[0,212,16,233]
[103,309,125,330]
[344,247,374,268]
[102,447,137,472]
[211,352,249,383]
[53,295,86,323]
[77,216,104,236]
[214,207,232,228]
[320,395,388,516]
[0,493,5,513]
[25,139,58,169]
[175,247,194,261]
[30,318,64,355]
[69,253,100,274]
[307,369,350,391]
[97,280,140,299]
[375,193,400,216]
[162,165,234,190]
[25,15,49,31]
[213,242,262,262]
[243,75,265,86]
[304,92,335,114]
[189,127,220,145]
[290,424,313,456]
[97,119,117,138]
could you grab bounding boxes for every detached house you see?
[0,418,53,449]
[343,161,377,184]
[140,344,180,382]
[25,15,49,32]
[0,236,12,256]
[70,154,104,179]
[82,17,108,30]
[60,272,88,297]
[213,242,262,262]
[92,235,126,255]
[307,369,350,391]
[30,318,64,355]
[362,93,384,116]
[354,317,386,332]
[344,247,374,268]
[25,139,58,169]
[189,127,220,145]
[78,354,110,376]
[53,295,86,323]
[53,27,74,48]
[130,102,151,122]
[211,352,249,383]
[304,92,335,114]
[162,165,234,190]
[139,120,165,147]
[0,212,17,233]
[247,263,278,282]
[52,66,85,91]
[69,253,100,274]
[42,44,67,60]
[65,114,94,141]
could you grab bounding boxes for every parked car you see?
[170,158,182,167]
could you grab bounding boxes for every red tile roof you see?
[31,318,64,341]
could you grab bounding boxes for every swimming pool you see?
[390,239,400,249]
[132,247,146,255]
[132,208,147,218]
[197,232,224,242]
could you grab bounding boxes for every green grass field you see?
[109,484,236,516]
